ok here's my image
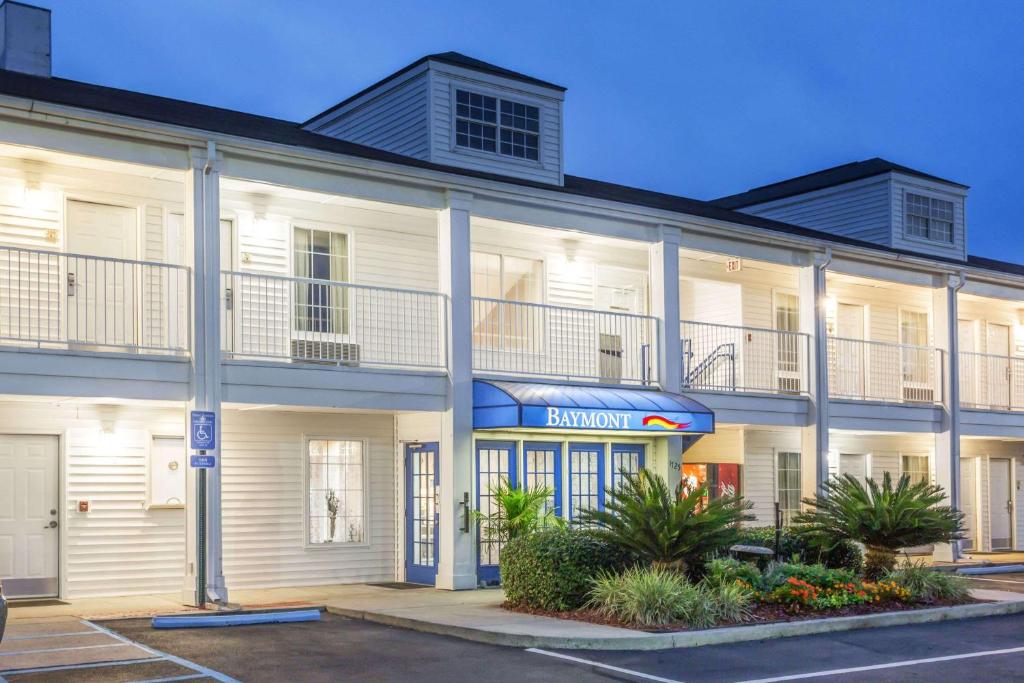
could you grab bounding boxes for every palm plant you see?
[474,477,562,544]
[794,473,964,580]
[578,469,753,574]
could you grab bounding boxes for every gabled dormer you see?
[712,158,970,261]
[304,52,566,186]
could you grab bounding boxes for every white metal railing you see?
[680,320,809,394]
[827,336,941,403]
[221,270,446,371]
[0,246,190,354]
[960,351,1024,411]
[471,297,657,385]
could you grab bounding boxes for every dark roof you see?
[302,51,566,127]
[0,68,1020,281]
[712,157,969,209]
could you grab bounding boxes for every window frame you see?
[903,191,955,244]
[289,222,354,340]
[303,435,371,549]
[775,450,801,526]
[451,85,543,165]
[470,250,546,353]
[899,453,930,485]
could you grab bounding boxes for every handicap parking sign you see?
[190,410,216,450]
[190,454,216,468]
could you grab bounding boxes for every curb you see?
[327,599,1024,651]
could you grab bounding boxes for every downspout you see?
[950,270,966,561]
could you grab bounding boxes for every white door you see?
[960,457,978,552]
[65,200,138,348]
[0,435,59,598]
[989,458,1013,551]
[596,266,649,383]
[986,323,1011,409]
[899,309,931,402]
[832,303,866,398]
[773,292,801,393]
[839,453,867,485]
[959,320,979,407]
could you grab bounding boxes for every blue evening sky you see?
[37,0,1024,262]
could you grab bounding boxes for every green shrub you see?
[735,526,864,573]
[501,527,634,611]
[703,557,764,591]
[795,473,963,580]
[579,469,753,575]
[886,562,972,604]
[763,562,857,591]
[589,566,753,628]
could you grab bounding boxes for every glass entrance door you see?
[405,442,439,585]
[476,440,516,584]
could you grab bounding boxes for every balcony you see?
[960,352,1024,411]
[221,271,446,371]
[0,246,190,355]
[680,320,809,395]
[471,298,657,385]
[827,337,941,404]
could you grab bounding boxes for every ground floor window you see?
[776,451,801,525]
[681,463,741,506]
[901,454,929,484]
[307,439,365,544]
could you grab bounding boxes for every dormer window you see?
[905,192,954,243]
[456,89,539,161]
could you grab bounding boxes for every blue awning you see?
[473,380,715,434]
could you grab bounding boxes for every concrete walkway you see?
[324,586,1024,650]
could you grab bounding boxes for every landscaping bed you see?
[505,596,984,633]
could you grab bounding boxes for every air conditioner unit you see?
[290,339,360,366]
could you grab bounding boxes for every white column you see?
[799,250,830,498]
[436,190,476,590]
[182,143,227,606]
[650,227,683,488]
[933,273,963,562]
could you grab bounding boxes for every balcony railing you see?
[0,246,190,354]
[680,320,809,394]
[471,297,657,385]
[827,336,941,403]
[221,271,446,371]
[960,351,1024,411]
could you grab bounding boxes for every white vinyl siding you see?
[221,410,398,589]
[890,175,967,260]
[738,175,892,246]
[306,70,431,160]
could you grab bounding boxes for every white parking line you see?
[0,642,127,656]
[86,620,242,683]
[0,657,162,676]
[526,648,685,683]
[130,675,207,683]
[730,644,1024,682]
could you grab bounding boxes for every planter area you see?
[496,471,972,633]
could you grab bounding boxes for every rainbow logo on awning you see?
[642,415,692,430]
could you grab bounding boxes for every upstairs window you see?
[905,192,954,243]
[456,89,539,161]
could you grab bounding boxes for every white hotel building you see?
[1,1,1022,604]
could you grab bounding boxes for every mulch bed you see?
[504,598,983,633]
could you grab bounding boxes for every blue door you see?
[522,441,563,518]
[610,443,646,491]
[405,442,439,585]
[568,443,605,520]
[476,440,517,584]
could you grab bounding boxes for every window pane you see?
[308,439,364,544]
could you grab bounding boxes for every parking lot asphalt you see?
[965,571,1024,594]
[7,610,1024,682]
